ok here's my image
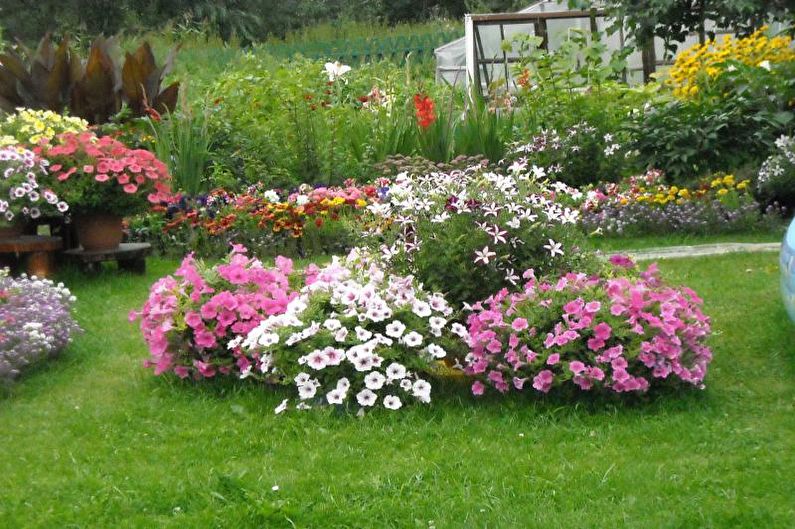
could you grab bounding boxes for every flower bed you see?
[0,269,81,381]
[239,249,459,413]
[1,145,69,226]
[580,170,785,236]
[463,257,713,396]
[130,181,377,258]
[130,245,298,379]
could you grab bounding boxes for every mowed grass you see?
[1,252,794,528]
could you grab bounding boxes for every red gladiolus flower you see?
[413,94,436,129]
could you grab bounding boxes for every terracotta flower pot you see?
[74,214,123,251]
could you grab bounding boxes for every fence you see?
[263,31,463,64]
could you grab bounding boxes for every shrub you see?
[358,164,594,306]
[239,249,461,413]
[463,257,713,396]
[0,145,69,226]
[0,269,81,381]
[36,131,172,216]
[509,122,632,188]
[130,245,298,379]
[757,135,795,210]
[668,27,795,99]
[631,60,795,181]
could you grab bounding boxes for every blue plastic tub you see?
[782,218,795,322]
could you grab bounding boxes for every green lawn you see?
[585,230,786,252]
[2,252,794,528]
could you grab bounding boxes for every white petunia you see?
[326,388,346,405]
[402,331,423,348]
[412,300,432,318]
[428,316,447,330]
[385,320,406,338]
[451,322,469,338]
[323,318,342,331]
[426,343,446,359]
[294,372,311,385]
[306,350,328,370]
[356,388,377,407]
[386,362,407,381]
[383,395,402,410]
[298,383,317,400]
[399,379,413,391]
[334,327,349,342]
[336,377,350,392]
[364,371,386,390]
[355,326,373,341]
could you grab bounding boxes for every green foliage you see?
[0,34,179,124]
[147,104,212,196]
[572,0,793,57]
[629,61,795,182]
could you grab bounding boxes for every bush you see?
[631,60,795,181]
[131,246,298,379]
[0,269,82,381]
[757,135,795,210]
[463,257,713,396]
[239,249,460,413]
[358,164,595,306]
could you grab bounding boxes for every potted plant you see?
[0,145,69,239]
[37,131,172,250]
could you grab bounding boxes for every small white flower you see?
[355,326,373,341]
[294,372,311,385]
[543,239,564,257]
[426,343,446,359]
[412,379,431,402]
[272,485,280,491]
[402,331,423,348]
[383,395,402,410]
[326,388,346,405]
[305,350,328,370]
[356,388,377,407]
[386,362,407,381]
[428,316,447,330]
[412,301,432,318]
[336,377,350,392]
[385,320,406,338]
[274,399,289,415]
[353,354,374,372]
[334,327,349,342]
[758,59,771,71]
[257,332,279,347]
[298,383,317,400]
[323,318,342,331]
[364,371,386,390]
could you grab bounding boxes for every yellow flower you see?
[717,188,728,196]
[736,181,748,190]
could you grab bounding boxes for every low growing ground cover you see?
[1,252,793,528]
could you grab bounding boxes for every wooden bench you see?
[0,236,63,277]
[63,242,152,274]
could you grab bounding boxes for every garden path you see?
[625,242,781,261]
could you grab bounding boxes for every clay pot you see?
[74,214,123,251]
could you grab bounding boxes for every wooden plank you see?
[469,10,608,24]
[0,236,62,253]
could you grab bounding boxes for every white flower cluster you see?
[758,135,795,191]
[1,146,68,222]
[238,251,456,414]
[362,162,581,286]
